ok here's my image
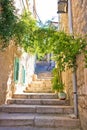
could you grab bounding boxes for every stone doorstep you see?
[0,113,80,128]
[7,99,69,105]
[13,93,58,99]
[0,105,74,114]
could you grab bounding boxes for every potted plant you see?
[52,67,66,100]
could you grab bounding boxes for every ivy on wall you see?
[14,11,38,54]
[0,0,17,48]
[0,0,86,70]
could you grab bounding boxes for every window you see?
[14,58,19,82]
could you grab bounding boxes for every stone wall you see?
[60,13,69,33]
[71,1,87,129]
[71,0,87,35]
[60,0,87,130]
[0,42,20,105]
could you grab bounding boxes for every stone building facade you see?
[0,42,35,105]
[0,0,36,105]
[59,0,87,130]
[0,42,16,105]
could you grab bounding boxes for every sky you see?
[35,0,58,23]
[15,0,58,23]
[30,0,58,23]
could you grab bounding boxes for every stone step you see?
[13,93,58,99]
[30,80,52,86]
[37,76,53,80]
[7,99,69,105]
[24,79,52,93]
[37,72,52,78]
[0,113,81,129]
[24,89,52,93]
[37,77,53,80]
[0,126,81,130]
[0,105,74,114]
[25,86,52,90]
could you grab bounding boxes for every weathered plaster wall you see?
[15,52,36,93]
[0,42,20,105]
[72,0,87,35]
[0,43,36,104]
[60,13,69,32]
[60,0,87,130]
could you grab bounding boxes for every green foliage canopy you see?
[0,0,17,48]
[14,11,39,54]
[51,32,86,71]
[0,0,86,71]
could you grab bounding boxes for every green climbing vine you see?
[0,0,17,48]
[51,32,87,71]
[0,1,87,101]
[14,11,39,54]
[0,0,87,70]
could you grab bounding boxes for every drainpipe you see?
[68,0,73,34]
[72,68,78,118]
[68,0,78,118]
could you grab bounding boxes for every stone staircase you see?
[0,69,81,130]
[24,72,53,93]
[0,92,81,130]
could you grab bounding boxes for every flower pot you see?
[58,92,66,100]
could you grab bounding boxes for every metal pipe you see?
[68,0,78,118]
[72,69,78,118]
[68,0,73,34]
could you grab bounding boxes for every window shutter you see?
[14,58,19,82]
